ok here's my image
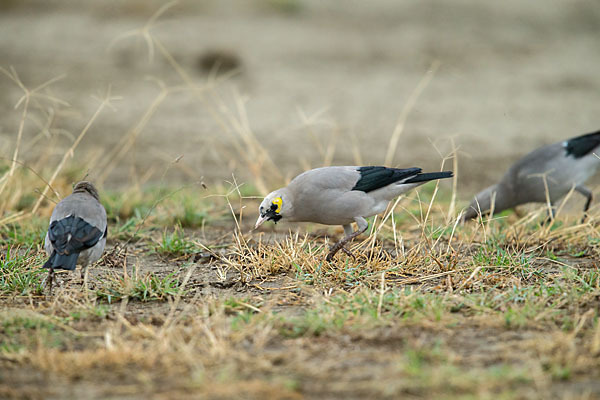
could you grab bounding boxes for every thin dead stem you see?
[31,87,118,215]
[384,60,440,166]
[0,69,67,213]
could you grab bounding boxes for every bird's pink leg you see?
[326,218,368,261]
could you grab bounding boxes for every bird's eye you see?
[272,197,283,213]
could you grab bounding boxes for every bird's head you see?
[463,184,509,221]
[255,190,291,229]
[73,181,100,201]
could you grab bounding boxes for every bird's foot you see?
[581,213,590,224]
[42,270,58,296]
[326,226,366,262]
[326,241,355,261]
[541,216,555,227]
[325,248,338,262]
[326,243,342,262]
[341,246,355,259]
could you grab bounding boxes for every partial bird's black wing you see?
[564,130,600,158]
[404,171,453,183]
[47,215,104,256]
[352,166,421,193]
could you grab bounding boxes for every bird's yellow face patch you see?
[272,197,283,213]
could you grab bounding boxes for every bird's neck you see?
[73,187,99,201]
[490,182,516,214]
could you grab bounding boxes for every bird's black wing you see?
[47,215,104,256]
[351,166,421,193]
[564,130,600,158]
[404,171,453,183]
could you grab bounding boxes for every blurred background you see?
[1,0,599,197]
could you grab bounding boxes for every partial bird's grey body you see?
[43,182,107,290]
[256,166,453,260]
[285,167,425,226]
[465,130,600,220]
[510,144,598,205]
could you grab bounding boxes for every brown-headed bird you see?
[43,181,107,292]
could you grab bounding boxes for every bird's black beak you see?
[254,210,282,229]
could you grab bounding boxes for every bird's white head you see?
[255,189,290,229]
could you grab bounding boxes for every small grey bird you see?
[464,130,600,221]
[255,166,453,261]
[43,181,107,292]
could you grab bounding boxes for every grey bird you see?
[43,181,107,293]
[255,166,453,261]
[464,130,600,221]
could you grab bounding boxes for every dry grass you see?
[1,181,599,398]
[1,4,600,399]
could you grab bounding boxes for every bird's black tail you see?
[42,251,79,271]
[565,130,600,158]
[404,171,453,184]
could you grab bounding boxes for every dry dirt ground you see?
[1,0,599,192]
[1,1,600,399]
